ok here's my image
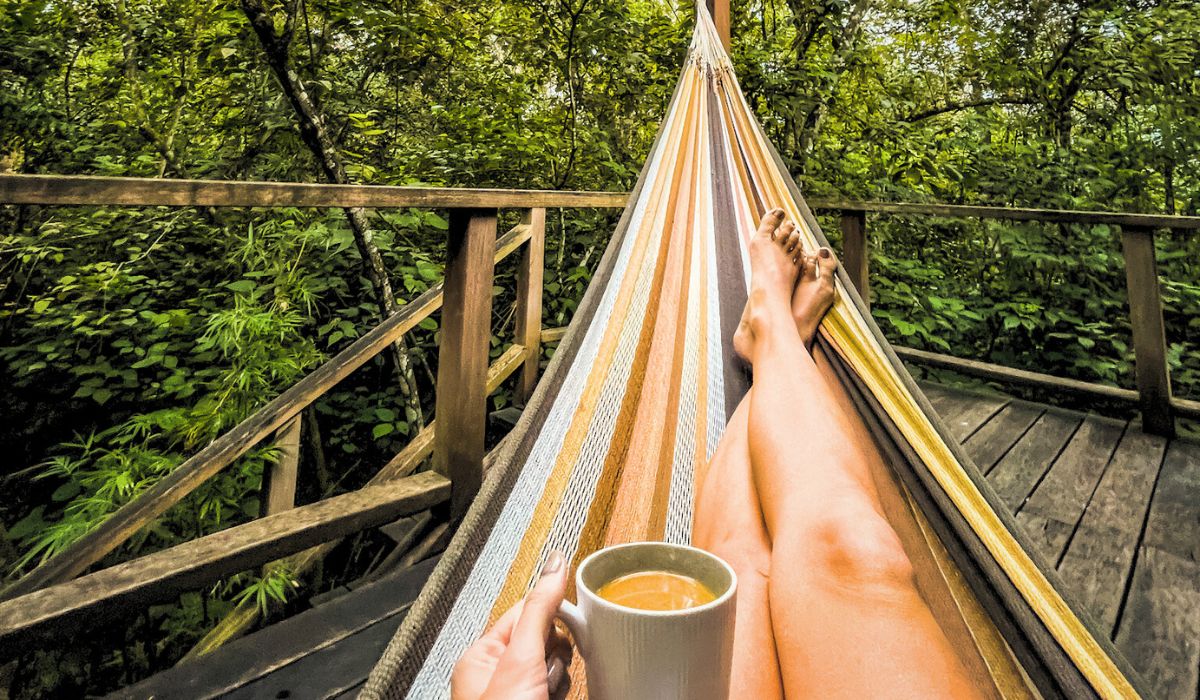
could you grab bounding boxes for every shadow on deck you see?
[121,382,1200,700]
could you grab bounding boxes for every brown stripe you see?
[707,75,751,418]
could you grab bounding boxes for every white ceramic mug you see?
[555,542,737,700]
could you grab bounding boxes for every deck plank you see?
[920,383,1009,442]
[1112,440,1200,700]
[1113,547,1200,700]
[985,409,1082,512]
[1055,430,1168,633]
[1013,415,1126,564]
[961,401,1044,474]
[115,557,439,699]
[1139,439,1200,562]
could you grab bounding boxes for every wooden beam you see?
[261,414,302,516]
[515,208,546,403]
[434,210,497,520]
[0,472,450,655]
[1,220,535,601]
[541,326,569,344]
[895,346,1138,404]
[0,174,629,210]
[1120,226,1174,436]
[705,0,731,51]
[839,209,869,306]
[806,198,1200,230]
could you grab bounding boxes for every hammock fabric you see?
[364,11,1142,700]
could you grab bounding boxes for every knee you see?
[805,502,914,592]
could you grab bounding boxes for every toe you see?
[816,247,839,277]
[755,208,786,240]
[785,232,802,254]
[775,220,795,244]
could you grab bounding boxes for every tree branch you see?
[901,96,1038,123]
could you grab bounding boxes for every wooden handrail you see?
[0,472,450,655]
[893,346,1200,422]
[806,198,1200,230]
[805,203,1186,436]
[0,174,629,209]
[0,220,534,601]
[182,343,532,658]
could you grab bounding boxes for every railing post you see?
[261,414,301,516]
[515,208,546,403]
[434,208,498,520]
[840,209,869,307]
[1120,225,1174,437]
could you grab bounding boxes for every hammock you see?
[363,11,1142,700]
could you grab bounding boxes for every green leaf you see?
[372,423,394,438]
[51,482,82,502]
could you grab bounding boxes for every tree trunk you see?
[795,0,871,175]
[241,0,424,428]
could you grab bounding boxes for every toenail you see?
[819,248,831,258]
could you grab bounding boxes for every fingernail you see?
[541,550,565,577]
[547,657,566,694]
[819,248,831,258]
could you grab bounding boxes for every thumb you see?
[510,550,568,651]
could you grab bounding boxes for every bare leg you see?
[693,397,782,700]
[693,210,801,700]
[742,217,984,699]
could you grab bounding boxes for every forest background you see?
[1,0,1198,696]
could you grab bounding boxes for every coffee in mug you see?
[596,570,716,611]
[556,542,737,700]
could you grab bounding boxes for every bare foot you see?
[791,246,838,347]
[732,209,804,363]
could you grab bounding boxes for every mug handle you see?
[555,600,590,658]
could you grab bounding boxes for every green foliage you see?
[1,0,1199,696]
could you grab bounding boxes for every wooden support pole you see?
[261,414,301,516]
[434,209,498,519]
[1120,226,1174,437]
[515,208,546,403]
[705,0,731,51]
[840,209,869,307]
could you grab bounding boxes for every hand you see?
[451,551,573,700]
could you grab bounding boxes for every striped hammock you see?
[363,10,1142,700]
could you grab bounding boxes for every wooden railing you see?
[0,174,627,651]
[805,198,1200,437]
[1,173,1198,653]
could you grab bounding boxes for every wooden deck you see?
[120,382,1199,700]
[922,382,1200,700]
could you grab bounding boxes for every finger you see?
[756,208,785,239]
[549,661,572,700]
[480,601,524,646]
[546,654,568,696]
[546,633,573,699]
[511,550,569,651]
